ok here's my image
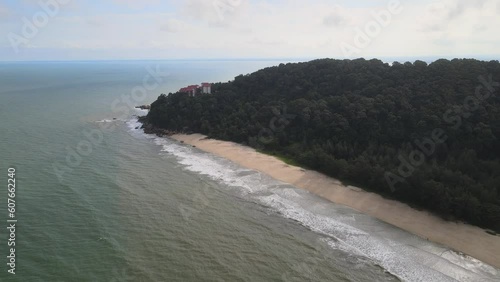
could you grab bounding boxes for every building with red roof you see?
[178,82,212,96]
[201,82,212,94]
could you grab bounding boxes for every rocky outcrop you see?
[137,116,179,137]
[135,105,151,110]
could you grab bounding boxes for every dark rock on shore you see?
[135,105,151,110]
[137,116,179,137]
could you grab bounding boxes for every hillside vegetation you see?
[146,58,500,232]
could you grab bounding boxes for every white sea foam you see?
[130,128,500,282]
[156,139,269,194]
[134,108,149,115]
[96,119,118,123]
[126,119,143,131]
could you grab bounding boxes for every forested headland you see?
[144,58,500,232]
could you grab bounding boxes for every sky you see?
[0,0,499,61]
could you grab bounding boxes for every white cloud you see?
[0,4,12,20]
[322,5,352,27]
[416,0,498,37]
[418,0,464,32]
[85,17,106,27]
[111,0,161,9]
[178,0,248,25]
[417,0,491,32]
[160,18,188,33]
[2,0,500,60]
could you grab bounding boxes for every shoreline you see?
[170,133,500,269]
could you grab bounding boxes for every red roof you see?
[179,85,198,92]
[180,84,208,93]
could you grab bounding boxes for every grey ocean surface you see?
[0,61,498,282]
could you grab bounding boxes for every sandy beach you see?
[171,133,500,269]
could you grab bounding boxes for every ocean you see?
[0,60,498,281]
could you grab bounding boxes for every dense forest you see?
[144,58,500,232]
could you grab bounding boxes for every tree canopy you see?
[146,58,500,232]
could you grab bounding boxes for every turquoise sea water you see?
[0,60,499,281]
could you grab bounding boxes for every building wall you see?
[202,86,211,94]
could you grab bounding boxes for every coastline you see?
[170,133,500,269]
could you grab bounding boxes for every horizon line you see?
[0,55,499,64]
